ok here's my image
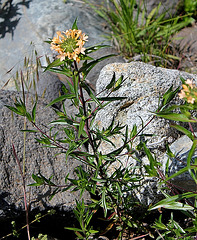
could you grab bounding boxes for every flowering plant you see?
[6,19,197,240]
[7,19,152,239]
[50,28,88,63]
[178,79,197,104]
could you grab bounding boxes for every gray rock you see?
[161,134,197,191]
[173,23,197,73]
[0,0,124,93]
[0,89,88,219]
[140,0,180,17]
[94,61,197,176]
[94,61,197,203]
[35,71,64,106]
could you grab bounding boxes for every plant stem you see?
[12,144,31,240]
[73,61,97,157]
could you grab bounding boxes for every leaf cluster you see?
[6,18,197,239]
[85,0,193,67]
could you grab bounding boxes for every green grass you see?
[85,0,193,67]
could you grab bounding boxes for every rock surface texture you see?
[173,23,197,73]
[0,0,124,93]
[0,90,85,219]
[161,134,197,191]
[95,62,197,191]
[1,0,197,238]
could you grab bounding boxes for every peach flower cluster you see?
[178,79,197,104]
[51,29,88,63]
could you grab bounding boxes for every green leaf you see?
[145,4,160,27]
[164,165,195,182]
[6,105,25,116]
[47,67,73,78]
[106,72,116,89]
[78,118,85,139]
[65,227,83,232]
[89,229,99,234]
[130,124,137,138]
[30,174,44,186]
[155,112,196,122]
[102,189,107,217]
[79,54,116,78]
[44,40,52,44]
[32,101,37,123]
[187,139,197,183]
[160,85,180,107]
[113,75,123,91]
[46,94,76,107]
[50,118,77,126]
[72,18,78,30]
[91,177,107,183]
[143,143,158,177]
[81,81,102,107]
[25,112,32,122]
[150,193,195,211]
[166,143,175,158]
[44,59,64,72]
[49,188,59,201]
[170,124,194,140]
[85,45,111,54]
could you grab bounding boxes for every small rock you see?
[161,134,197,191]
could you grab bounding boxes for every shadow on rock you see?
[0,0,32,39]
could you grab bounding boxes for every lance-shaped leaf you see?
[187,139,197,184]
[48,67,73,78]
[170,124,195,140]
[85,44,111,54]
[155,112,197,122]
[46,94,76,107]
[150,193,195,211]
[79,54,116,78]
[44,59,64,72]
[81,81,102,107]
[161,85,180,107]
[78,118,85,139]
[32,100,37,123]
[106,72,116,90]
[72,17,78,30]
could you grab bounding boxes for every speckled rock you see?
[95,61,197,171]
[161,134,197,191]
[92,61,197,203]
[0,89,88,220]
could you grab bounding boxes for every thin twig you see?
[12,144,30,240]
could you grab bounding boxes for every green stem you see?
[73,61,97,158]
[23,118,27,175]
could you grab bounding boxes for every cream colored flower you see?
[51,29,88,63]
[182,84,189,92]
[187,96,195,104]
[178,90,186,99]
[185,79,194,89]
[178,79,197,104]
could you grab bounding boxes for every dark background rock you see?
[0,90,88,220]
[0,0,125,93]
[173,23,197,73]
[140,0,180,16]
[161,134,197,191]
